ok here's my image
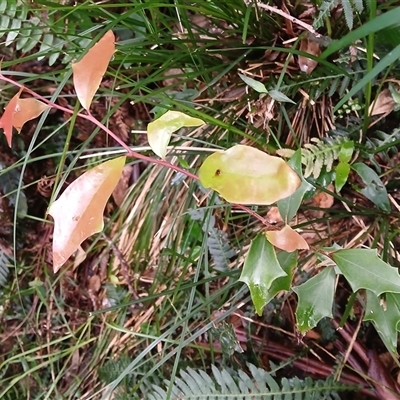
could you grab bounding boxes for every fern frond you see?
[0,247,11,287]
[314,0,364,30]
[189,209,236,271]
[0,0,92,65]
[313,0,338,30]
[277,136,352,179]
[148,363,359,399]
[0,163,27,217]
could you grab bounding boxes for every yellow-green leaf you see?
[147,110,205,158]
[198,145,301,205]
[48,156,126,273]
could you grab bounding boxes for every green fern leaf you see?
[314,0,364,30]
[0,0,95,65]
[148,363,359,399]
[0,246,12,287]
[313,0,338,29]
[189,209,235,271]
[342,0,355,30]
[277,136,353,180]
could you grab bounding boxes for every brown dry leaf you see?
[72,30,115,111]
[266,225,309,252]
[112,165,134,207]
[88,275,101,293]
[72,246,87,271]
[312,185,334,209]
[0,87,23,147]
[298,38,321,74]
[369,88,396,116]
[13,98,49,133]
[266,206,283,224]
[48,156,125,273]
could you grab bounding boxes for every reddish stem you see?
[0,73,268,226]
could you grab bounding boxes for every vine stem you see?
[0,73,268,227]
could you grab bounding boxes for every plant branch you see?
[0,73,269,227]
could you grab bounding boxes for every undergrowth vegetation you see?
[1,0,400,399]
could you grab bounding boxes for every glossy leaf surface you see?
[260,250,297,306]
[49,156,125,272]
[0,87,22,146]
[364,290,400,354]
[13,98,49,133]
[293,267,336,333]
[239,234,287,315]
[277,150,313,222]
[352,163,390,212]
[199,145,301,205]
[0,89,49,147]
[266,225,309,252]
[335,161,350,192]
[332,249,400,296]
[269,89,295,104]
[72,30,115,110]
[147,111,204,158]
[238,73,267,93]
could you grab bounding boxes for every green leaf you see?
[338,140,354,163]
[147,110,205,158]
[239,234,287,316]
[277,150,313,222]
[238,73,267,93]
[293,267,336,334]
[333,43,400,112]
[335,161,350,192]
[332,249,400,296]
[321,7,400,59]
[352,163,391,212]
[198,145,301,205]
[341,0,354,30]
[260,250,297,306]
[364,290,400,354]
[389,82,400,104]
[269,89,296,104]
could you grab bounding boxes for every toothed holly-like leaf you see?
[332,249,400,296]
[293,267,336,333]
[239,234,287,315]
[364,290,400,354]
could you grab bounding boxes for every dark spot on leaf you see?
[215,169,221,176]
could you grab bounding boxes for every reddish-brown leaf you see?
[266,225,309,253]
[0,87,23,147]
[369,88,396,116]
[13,98,49,133]
[48,156,125,273]
[298,38,321,75]
[72,30,115,111]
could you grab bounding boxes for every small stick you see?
[245,0,322,38]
